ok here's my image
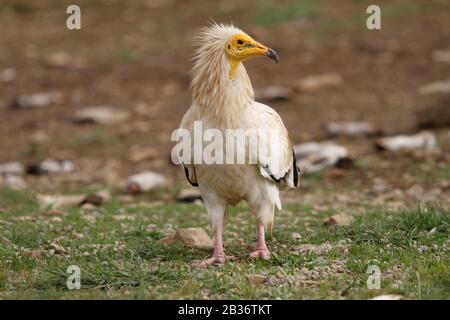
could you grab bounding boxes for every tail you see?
[257,183,281,232]
[267,182,282,211]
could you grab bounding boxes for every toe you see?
[196,255,225,268]
[250,249,271,260]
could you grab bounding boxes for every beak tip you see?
[266,48,279,63]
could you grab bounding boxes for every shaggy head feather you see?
[190,23,254,111]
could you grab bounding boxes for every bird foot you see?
[250,248,271,260]
[196,255,226,268]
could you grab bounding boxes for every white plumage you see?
[178,23,299,267]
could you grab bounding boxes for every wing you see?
[183,164,198,187]
[248,102,299,189]
[178,105,199,187]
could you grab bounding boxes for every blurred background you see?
[0,0,449,207]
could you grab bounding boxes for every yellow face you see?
[226,33,279,64]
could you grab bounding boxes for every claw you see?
[250,248,271,260]
[196,255,226,268]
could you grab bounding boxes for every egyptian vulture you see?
[178,23,299,267]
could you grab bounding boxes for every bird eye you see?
[237,39,244,45]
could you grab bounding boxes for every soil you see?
[0,0,449,199]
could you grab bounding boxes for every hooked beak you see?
[252,40,279,63]
[266,48,279,63]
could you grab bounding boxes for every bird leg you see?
[250,222,271,259]
[197,224,225,268]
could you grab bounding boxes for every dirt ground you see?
[0,0,449,202]
[0,0,449,301]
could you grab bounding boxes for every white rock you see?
[44,52,72,67]
[0,68,17,82]
[376,131,436,151]
[3,174,27,189]
[72,106,130,124]
[39,159,75,174]
[126,171,166,193]
[324,121,380,137]
[418,79,450,95]
[36,194,85,209]
[298,73,343,91]
[11,91,63,108]
[0,162,24,175]
[30,130,50,144]
[291,232,302,240]
[44,52,88,69]
[294,141,349,173]
[432,49,450,64]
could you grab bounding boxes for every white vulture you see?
[177,23,299,267]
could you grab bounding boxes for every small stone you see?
[146,224,158,232]
[291,232,302,240]
[324,213,355,226]
[323,121,381,137]
[49,242,66,254]
[72,106,129,124]
[175,227,213,248]
[38,159,75,174]
[50,217,63,223]
[432,49,450,64]
[128,147,160,162]
[0,68,17,82]
[11,91,63,109]
[36,194,85,209]
[294,141,349,173]
[0,162,24,175]
[298,73,343,91]
[418,245,428,253]
[44,52,72,68]
[376,131,436,152]
[30,130,49,144]
[418,79,450,95]
[3,174,27,189]
[73,232,84,239]
[44,52,87,69]
[126,171,166,193]
[245,274,267,285]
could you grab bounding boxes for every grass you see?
[253,0,320,26]
[0,187,448,299]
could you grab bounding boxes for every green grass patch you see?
[253,0,320,26]
[0,188,448,299]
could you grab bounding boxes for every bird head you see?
[191,23,279,94]
[225,33,279,64]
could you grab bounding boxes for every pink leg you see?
[197,225,225,268]
[250,222,271,259]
